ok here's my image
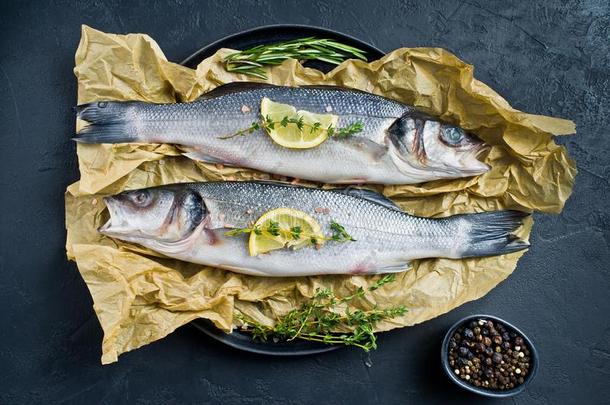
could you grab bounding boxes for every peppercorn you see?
[447,318,531,392]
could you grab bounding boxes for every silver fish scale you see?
[119,84,445,184]
[190,181,456,248]
[133,85,408,141]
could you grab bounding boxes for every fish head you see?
[387,115,490,180]
[99,186,205,245]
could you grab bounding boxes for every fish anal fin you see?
[181,147,226,164]
[378,262,412,273]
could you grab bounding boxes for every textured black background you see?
[1,1,609,403]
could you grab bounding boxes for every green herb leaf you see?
[224,37,367,79]
[236,275,407,352]
[266,220,280,236]
[224,228,253,236]
[330,220,356,242]
[331,121,364,138]
[290,226,302,240]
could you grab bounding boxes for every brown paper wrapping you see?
[65,26,576,364]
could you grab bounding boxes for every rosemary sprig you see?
[237,273,407,351]
[218,113,363,140]
[224,37,367,79]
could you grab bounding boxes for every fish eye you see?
[441,127,465,146]
[130,190,152,207]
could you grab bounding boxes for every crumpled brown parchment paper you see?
[65,26,576,364]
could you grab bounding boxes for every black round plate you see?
[184,24,384,356]
[191,319,341,356]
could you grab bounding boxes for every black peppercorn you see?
[447,318,531,392]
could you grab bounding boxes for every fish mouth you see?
[463,144,492,175]
[98,197,123,235]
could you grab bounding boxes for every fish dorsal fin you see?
[334,187,402,211]
[301,84,370,93]
[197,82,279,100]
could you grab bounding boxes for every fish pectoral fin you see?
[181,147,227,165]
[339,137,388,163]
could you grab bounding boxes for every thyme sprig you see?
[225,219,356,248]
[237,274,407,351]
[218,114,363,141]
[224,37,367,79]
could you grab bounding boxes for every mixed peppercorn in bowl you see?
[441,314,538,397]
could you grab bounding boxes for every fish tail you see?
[73,102,138,144]
[458,210,530,258]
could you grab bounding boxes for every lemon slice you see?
[260,97,338,149]
[248,208,324,256]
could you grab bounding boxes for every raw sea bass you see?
[99,181,529,277]
[75,83,490,185]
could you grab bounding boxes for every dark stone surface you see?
[1,0,608,403]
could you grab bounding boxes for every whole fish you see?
[99,181,528,277]
[75,83,490,184]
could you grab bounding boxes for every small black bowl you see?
[441,314,539,398]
